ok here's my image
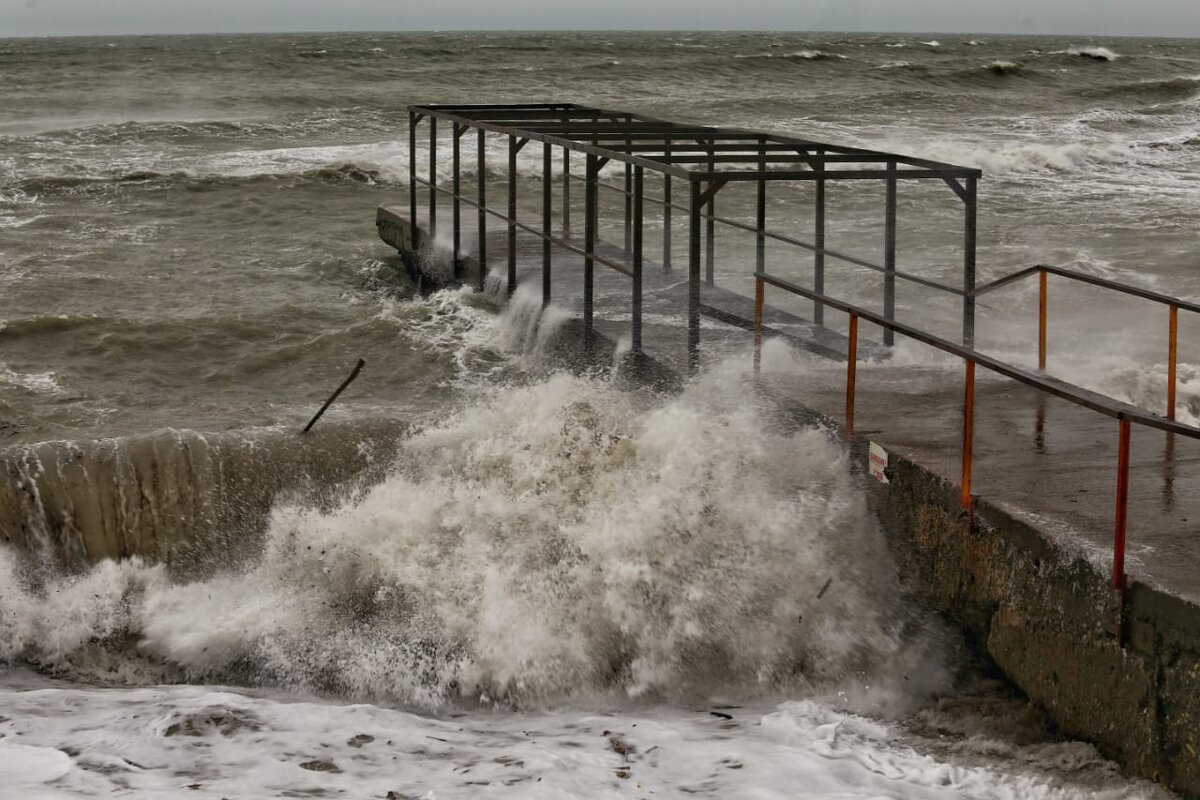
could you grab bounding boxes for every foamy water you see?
[3,30,1199,798]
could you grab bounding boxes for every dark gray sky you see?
[3,0,1198,38]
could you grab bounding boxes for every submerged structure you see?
[380,102,1200,797]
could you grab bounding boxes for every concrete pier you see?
[382,207,1200,798]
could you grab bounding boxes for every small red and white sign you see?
[868,442,889,484]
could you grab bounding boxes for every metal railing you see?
[974,264,1200,421]
[401,103,1198,615]
[753,268,1200,597]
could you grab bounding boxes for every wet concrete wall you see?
[872,449,1200,797]
[0,420,406,577]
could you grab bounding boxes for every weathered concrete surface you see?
[0,418,407,577]
[382,211,1200,797]
[872,453,1200,795]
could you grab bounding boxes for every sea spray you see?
[0,364,947,710]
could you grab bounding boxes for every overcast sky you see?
[3,0,1198,38]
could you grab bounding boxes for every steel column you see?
[814,167,826,327]
[705,146,715,285]
[1113,418,1132,590]
[754,277,764,373]
[1038,268,1048,370]
[507,136,518,295]
[663,139,672,269]
[409,111,418,232]
[1168,305,1178,420]
[963,177,978,347]
[476,128,486,292]
[688,180,702,373]
[624,136,633,254]
[428,117,437,241]
[584,154,598,334]
[961,359,976,510]
[846,314,858,436]
[562,149,571,234]
[452,123,461,273]
[542,142,553,307]
[883,161,897,346]
[632,166,644,353]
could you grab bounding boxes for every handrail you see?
[973,263,1197,420]
[754,268,1200,596]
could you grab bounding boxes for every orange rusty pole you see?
[753,276,764,374]
[845,313,858,436]
[961,359,976,510]
[1168,305,1178,421]
[1038,268,1048,370]
[1113,417,1132,590]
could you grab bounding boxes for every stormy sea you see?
[1,31,1197,798]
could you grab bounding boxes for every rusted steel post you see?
[408,111,418,230]
[963,176,978,347]
[814,160,826,327]
[705,144,715,285]
[542,142,552,307]
[562,149,571,234]
[584,154,598,333]
[507,136,517,295]
[632,166,644,353]
[428,117,437,241]
[1168,304,1179,420]
[688,179,702,373]
[1038,268,1048,370]
[756,142,766,280]
[883,161,897,346]
[476,128,486,292]
[663,139,672,269]
[1113,418,1132,590]
[452,122,461,273]
[961,359,976,510]
[846,314,859,436]
[753,276,764,374]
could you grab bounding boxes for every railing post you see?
[814,158,826,327]
[409,110,418,232]
[961,359,976,510]
[1168,304,1178,420]
[883,160,897,347]
[754,276,764,374]
[1113,417,1132,590]
[476,127,486,292]
[452,122,461,275]
[663,139,672,269]
[846,313,858,436]
[632,166,644,354]
[688,179,702,373]
[584,154,598,335]
[562,148,571,234]
[705,143,715,286]
[1038,268,1048,370]
[507,136,518,295]
[756,140,766,281]
[963,176,978,348]
[542,142,552,307]
[428,116,437,241]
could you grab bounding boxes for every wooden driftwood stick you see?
[302,359,365,433]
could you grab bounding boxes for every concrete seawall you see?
[872,448,1200,796]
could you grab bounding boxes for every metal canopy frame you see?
[407,101,980,354]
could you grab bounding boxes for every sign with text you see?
[869,442,889,484]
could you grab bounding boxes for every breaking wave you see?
[0,366,942,708]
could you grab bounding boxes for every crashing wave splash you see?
[0,366,941,709]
